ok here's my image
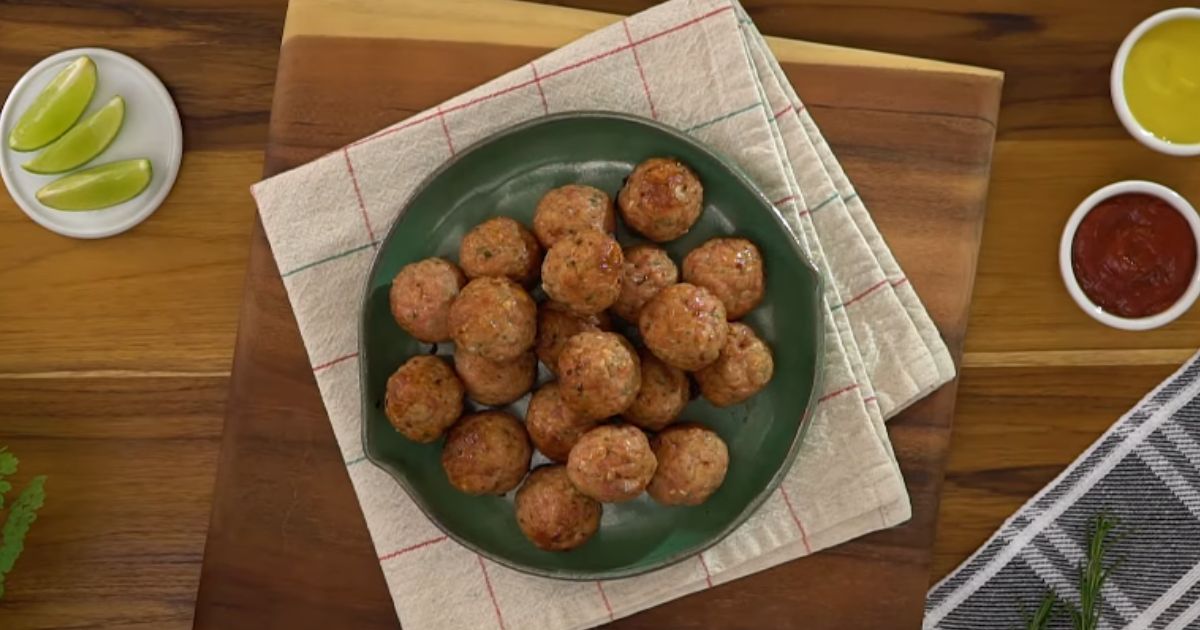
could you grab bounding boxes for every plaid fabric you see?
[250,1,954,628]
[926,352,1200,630]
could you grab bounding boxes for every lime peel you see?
[21,95,125,174]
[35,158,153,211]
[8,56,97,152]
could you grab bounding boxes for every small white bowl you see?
[1111,8,1200,157]
[1060,180,1200,330]
[0,48,183,239]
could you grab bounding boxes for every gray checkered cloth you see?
[926,352,1200,629]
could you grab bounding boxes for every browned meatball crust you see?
[441,411,531,495]
[622,349,689,431]
[448,277,537,362]
[454,348,536,406]
[647,423,729,506]
[557,332,641,420]
[384,355,464,443]
[459,217,542,285]
[389,257,466,343]
[541,229,624,315]
[525,382,599,462]
[639,283,729,371]
[534,301,611,375]
[515,465,602,551]
[532,184,616,248]
[694,322,774,407]
[567,424,657,502]
[617,157,703,242]
[611,245,678,323]
[682,237,765,320]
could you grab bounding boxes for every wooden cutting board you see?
[193,1,1002,627]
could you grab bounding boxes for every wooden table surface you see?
[0,1,286,628]
[1,1,1197,629]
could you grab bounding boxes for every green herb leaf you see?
[1026,593,1057,630]
[0,449,17,511]
[0,449,17,477]
[1069,514,1118,630]
[0,475,47,599]
[1024,514,1120,630]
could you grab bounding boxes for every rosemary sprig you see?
[1070,514,1118,630]
[1026,593,1056,630]
[1023,514,1119,630]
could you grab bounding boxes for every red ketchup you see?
[1072,193,1197,318]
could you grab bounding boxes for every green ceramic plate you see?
[360,112,823,580]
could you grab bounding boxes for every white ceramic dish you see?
[0,48,183,238]
[1110,8,1200,157]
[1060,180,1200,331]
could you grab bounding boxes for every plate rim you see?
[358,110,826,580]
[0,47,183,239]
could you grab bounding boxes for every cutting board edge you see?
[281,0,1004,82]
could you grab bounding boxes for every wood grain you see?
[0,0,286,627]
[193,1,1000,626]
[194,216,399,630]
[0,376,227,630]
[935,364,1179,578]
[0,150,262,375]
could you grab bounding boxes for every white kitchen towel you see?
[249,1,955,628]
[739,14,954,419]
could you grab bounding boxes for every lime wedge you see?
[8,56,98,152]
[21,96,125,174]
[36,159,153,211]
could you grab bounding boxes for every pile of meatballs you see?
[385,157,774,552]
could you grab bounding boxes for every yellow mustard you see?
[1123,18,1200,144]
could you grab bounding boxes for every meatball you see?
[611,245,678,323]
[384,355,464,443]
[441,411,532,495]
[448,277,537,362]
[694,322,774,407]
[622,349,689,431]
[558,332,641,420]
[647,423,729,506]
[639,283,729,371]
[454,348,536,406]
[532,184,616,248]
[617,157,703,242]
[682,237,765,320]
[567,424,657,502]
[459,217,542,285]
[389,258,466,343]
[541,229,624,315]
[535,301,611,375]
[526,382,599,462]
[516,465,602,551]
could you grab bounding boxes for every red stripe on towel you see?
[312,352,358,372]
[377,535,447,561]
[779,487,813,554]
[341,149,376,242]
[478,555,507,630]
[623,20,658,119]
[842,279,889,308]
[596,581,615,620]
